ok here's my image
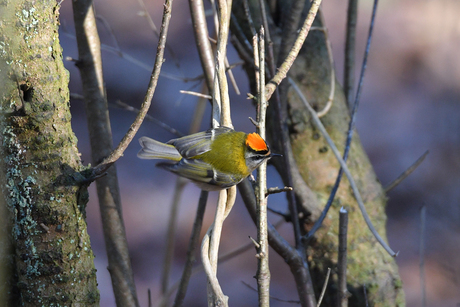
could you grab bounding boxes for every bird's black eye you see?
[250,154,270,162]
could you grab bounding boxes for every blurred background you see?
[58,0,460,306]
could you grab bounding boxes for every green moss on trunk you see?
[0,1,99,306]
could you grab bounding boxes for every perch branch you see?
[255,28,270,306]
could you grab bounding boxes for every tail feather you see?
[138,137,182,161]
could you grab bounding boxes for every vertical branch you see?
[72,1,139,306]
[338,207,349,307]
[189,0,215,92]
[419,206,426,307]
[203,1,235,306]
[255,27,270,306]
[172,191,208,307]
[160,178,187,294]
[161,86,208,299]
[239,180,317,307]
[213,0,233,128]
[344,0,358,110]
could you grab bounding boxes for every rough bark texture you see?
[0,1,99,306]
[232,1,405,306]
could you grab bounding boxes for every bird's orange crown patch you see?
[246,133,268,151]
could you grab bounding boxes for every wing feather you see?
[167,126,233,158]
[157,158,243,190]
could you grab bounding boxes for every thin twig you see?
[225,55,241,95]
[344,0,358,110]
[266,186,293,197]
[241,281,300,304]
[179,90,212,100]
[311,17,335,118]
[61,24,189,82]
[113,100,184,137]
[230,13,254,58]
[238,179,317,307]
[304,0,381,242]
[136,0,180,68]
[385,150,429,193]
[157,219,286,307]
[363,285,369,307]
[265,0,322,101]
[255,27,271,306]
[338,207,349,307]
[161,178,187,294]
[90,0,174,178]
[420,205,427,307]
[316,268,331,307]
[289,78,397,257]
[243,0,257,37]
[172,191,208,307]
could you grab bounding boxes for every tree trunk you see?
[0,1,99,306]
[231,1,405,305]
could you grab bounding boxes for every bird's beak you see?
[270,153,283,158]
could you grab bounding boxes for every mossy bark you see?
[232,1,405,306]
[0,1,99,306]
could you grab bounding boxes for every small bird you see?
[138,126,273,191]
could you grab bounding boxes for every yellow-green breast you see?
[194,131,249,177]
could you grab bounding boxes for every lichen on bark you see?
[0,0,99,305]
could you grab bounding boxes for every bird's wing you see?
[167,126,233,158]
[157,158,242,190]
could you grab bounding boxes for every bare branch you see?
[316,268,331,307]
[238,179,317,307]
[305,0,381,242]
[266,186,293,197]
[241,281,301,304]
[420,205,427,307]
[385,150,429,193]
[72,0,139,305]
[90,0,174,178]
[179,90,212,100]
[201,231,228,305]
[338,207,349,307]
[289,78,397,257]
[161,179,187,294]
[255,27,271,306]
[113,100,184,137]
[189,0,215,92]
[172,191,208,307]
[344,0,358,110]
[311,21,335,118]
[265,0,322,101]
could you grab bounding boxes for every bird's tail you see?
[138,137,182,161]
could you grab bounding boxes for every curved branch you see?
[265,0,322,101]
[90,0,174,178]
